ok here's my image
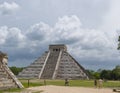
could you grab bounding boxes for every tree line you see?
[9,65,120,80]
[87,65,120,80]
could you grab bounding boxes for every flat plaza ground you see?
[27,85,114,93]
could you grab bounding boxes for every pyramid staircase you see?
[40,51,61,79]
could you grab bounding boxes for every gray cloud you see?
[26,22,51,41]
[0,0,119,70]
[0,15,119,70]
[0,2,20,15]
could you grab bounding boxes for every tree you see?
[86,70,95,79]
[85,66,120,80]
[86,69,101,79]
[9,66,24,75]
[100,70,112,80]
[111,65,120,80]
[93,72,100,79]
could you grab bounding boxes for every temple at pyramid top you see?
[49,44,67,51]
[18,44,89,79]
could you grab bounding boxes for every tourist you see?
[65,78,69,86]
[98,79,103,88]
[94,79,97,88]
[44,79,46,85]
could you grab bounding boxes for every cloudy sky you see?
[0,0,120,70]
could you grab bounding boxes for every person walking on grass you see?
[94,79,97,88]
[65,78,69,86]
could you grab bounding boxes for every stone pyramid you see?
[0,52,23,90]
[18,44,89,79]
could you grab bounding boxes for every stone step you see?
[18,75,38,78]
[31,62,44,65]
[0,77,8,80]
[0,71,7,74]
[0,74,7,78]
[41,51,60,79]
[19,72,39,76]
[24,67,41,71]
[29,65,43,68]
[0,81,9,85]
[19,73,38,76]
[0,79,16,88]
[0,84,17,90]
[0,72,6,75]
[0,70,4,73]
[0,71,6,75]
[22,70,40,74]
[0,78,14,82]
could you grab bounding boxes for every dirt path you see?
[28,85,114,93]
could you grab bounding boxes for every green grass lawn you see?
[20,79,120,88]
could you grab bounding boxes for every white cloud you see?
[0,26,8,45]
[103,0,120,30]
[55,15,82,30]
[100,0,120,40]
[0,26,25,47]
[0,2,20,15]
[6,27,26,47]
